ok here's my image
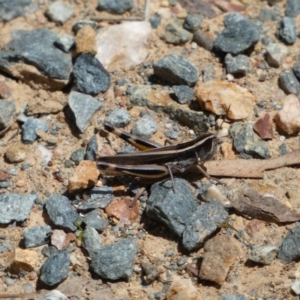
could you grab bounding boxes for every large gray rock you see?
[0,193,37,224]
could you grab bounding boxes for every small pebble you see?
[54,34,74,52]
[97,0,133,15]
[45,1,74,23]
[172,85,195,104]
[164,21,192,45]
[266,42,288,68]
[275,94,300,134]
[5,144,27,163]
[0,100,16,129]
[105,108,131,128]
[279,71,300,95]
[253,113,274,139]
[149,13,161,29]
[132,115,158,139]
[278,17,297,44]
[183,13,203,32]
[291,280,300,295]
[154,54,199,86]
[73,53,111,95]
[225,54,250,75]
[70,148,85,165]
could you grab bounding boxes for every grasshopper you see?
[98,122,218,185]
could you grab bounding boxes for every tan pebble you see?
[28,271,37,280]
[275,94,300,134]
[0,82,12,98]
[75,26,97,56]
[177,11,187,19]
[16,180,25,187]
[220,142,235,160]
[199,235,242,285]
[6,248,38,274]
[5,144,27,163]
[206,185,224,203]
[26,101,63,115]
[285,56,293,64]
[161,0,169,7]
[195,80,254,120]
[167,275,198,300]
[68,160,100,193]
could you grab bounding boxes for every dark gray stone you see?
[42,245,59,258]
[22,117,48,143]
[279,71,300,95]
[292,60,300,81]
[285,0,300,17]
[77,186,114,211]
[230,122,270,159]
[184,14,203,32]
[225,54,250,75]
[213,19,261,54]
[259,8,279,23]
[154,54,199,86]
[45,194,81,232]
[70,148,85,165]
[72,20,98,34]
[182,200,228,251]
[146,178,198,237]
[172,85,194,104]
[64,160,74,168]
[248,244,278,265]
[278,17,297,45]
[0,0,32,22]
[105,108,131,128]
[202,64,216,82]
[23,225,52,248]
[165,21,192,45]
[0,100,16,129]
[149,13,161,29]
[40,251,70,286]
[177,257,187,266]
[0,180,11,188]
[68,91,102,133]
[0,28,72,79]
[83,209,108,231]
[0,193,37,224]
[82,226,102,256]
[54,34,74,53]
[279,143,289,156]
[132,115,158,139]
[90,238,137,280]
[45,1,74,23]
[97,0,133,15]
[73,54,110,95]
[221,294,248,300]
[278,223,300,263]
[84,135,98,161]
